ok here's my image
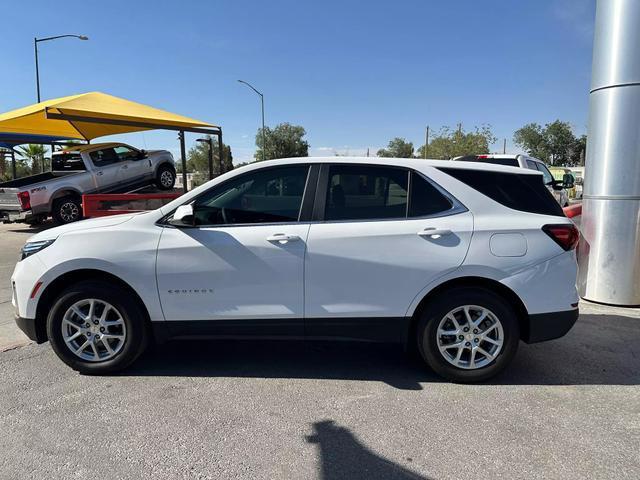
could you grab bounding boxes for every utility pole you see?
[503,138,506,154]
[238,80,266,161]
[424,126,430,159]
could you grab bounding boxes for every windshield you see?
[52,153,86,171]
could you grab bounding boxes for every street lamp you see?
[34,34,89,102]
[196,137,214,180]
[237,79,266,161]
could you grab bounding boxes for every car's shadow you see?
[124,313,640,388]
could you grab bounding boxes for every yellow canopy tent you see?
[0,92,222,191]
[0,91,217,139]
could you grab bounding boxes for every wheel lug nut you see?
[87,332,91,337]
[85,323,90,328]
[465,342,471,347]
[93,320,99,325]
[473,329,478,334]
[463,327,469,332]
[474,338,479,343]
[100,327,105,333]
[458,335,464,340]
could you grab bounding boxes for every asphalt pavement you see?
[0,222,638,479]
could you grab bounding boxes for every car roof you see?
[239,156,541,175]
[56,142,128,154]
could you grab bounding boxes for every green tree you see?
[376,138,414,158]
[416,125,496,159]
[513,120,584,166]
[255,123,309,161]
[16,144,48,174]
[186,135,234,176]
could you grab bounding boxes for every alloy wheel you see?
[160,170,174,187]
[59,201,80,222]
[61,299,127,362]
[435,305,504,370]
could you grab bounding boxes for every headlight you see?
[21,239,55,260]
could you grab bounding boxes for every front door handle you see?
[267,233,301,244]
[96,171,104,176]
[418,228,452,239]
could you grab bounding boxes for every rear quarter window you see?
[438,167,564,217]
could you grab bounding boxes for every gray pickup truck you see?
[0,142,176,224]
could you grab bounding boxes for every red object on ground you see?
[563,203,582,218]
[82,193,181,218]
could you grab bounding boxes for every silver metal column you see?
[578,0,640,305]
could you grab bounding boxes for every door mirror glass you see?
[169,204,194,227]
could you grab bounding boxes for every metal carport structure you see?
[0,92,223,192]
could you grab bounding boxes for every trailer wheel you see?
[52,196,83,224]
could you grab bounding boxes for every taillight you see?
[17,191,30,210]
[542,224,579,251]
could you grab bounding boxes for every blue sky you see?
[1,0,595,164]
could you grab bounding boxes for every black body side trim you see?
[522,309,579,343]
[150,317,410,344]
[305,317,410,343]
[14,315,46,344]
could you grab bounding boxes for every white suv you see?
[11,157,579,382]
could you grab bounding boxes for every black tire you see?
[46,281,148,374]
[155,164,176,190]
[52,196,83,224]
[417,287,519,383]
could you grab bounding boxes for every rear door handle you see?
[267,233,301,244]
[418,228,452,238]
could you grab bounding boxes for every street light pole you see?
[34,34,89,102]
[238,79,266,161]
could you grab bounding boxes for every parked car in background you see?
[0,142,176,224]
[454,154,572,207]
[12,157,579,382]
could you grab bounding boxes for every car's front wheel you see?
[417,287,519,382]
[46,281,148,374]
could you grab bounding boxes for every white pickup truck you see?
[0,142,176,224]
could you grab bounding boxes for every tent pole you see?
[216,130,224,176]
[11,149,16,179]
[179,130,187,193]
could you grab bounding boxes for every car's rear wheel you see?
[52,196,83,224]
[46,281,148,374]
[417,287,519,382]
[155,165,176,190]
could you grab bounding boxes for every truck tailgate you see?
[0,188,20,210]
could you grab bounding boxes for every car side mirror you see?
[169,204,194,227]
[551,179,565,191]
[137,149,147,160]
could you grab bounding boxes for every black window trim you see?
[161,163,319,228]
[312,163,467,224]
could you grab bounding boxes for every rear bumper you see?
[522,308,579,343]
[0,209,29,223]
[14,315,45,343]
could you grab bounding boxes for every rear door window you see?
[408,172,454,217]
[324,165,408,221]
[90,148,120,167]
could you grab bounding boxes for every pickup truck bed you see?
[0,171,76,188]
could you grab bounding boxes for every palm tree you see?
[16,144,48,175]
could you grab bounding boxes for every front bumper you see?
[522,308,579,343]
[14,315,46,343]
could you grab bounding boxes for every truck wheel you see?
[416,287,519,383]
[155,165,176,190]
[52,196,83,224]
[46,281,149,374]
